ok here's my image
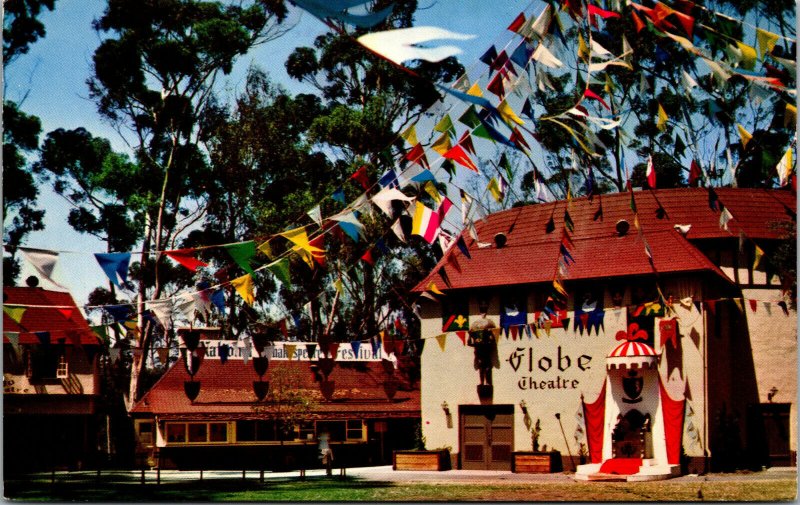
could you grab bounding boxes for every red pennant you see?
[749,299,758,312]
[443,144,478,172]
[510,128,530,151]
[58,308,74,321]
[583,88,611,111]
[689,160,703,187]
[279,319,288,338]
[405,143,430,169]
[587,4,621,19]
[458,130,476,155]
[507,12,526,32]
[350,165,370,191]
[659,318,678,349]
[487,73,505,99]
[360,249,375,266]
[456,331,467,345]
[510,326,518,340]
[631,11,646,32]
[165,248,208,272]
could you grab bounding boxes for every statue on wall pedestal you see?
[468,303,499,386]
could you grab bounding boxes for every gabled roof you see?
[131,357,420,420]
[416,188,795,292]
[3,287,100,345]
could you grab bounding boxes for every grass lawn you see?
[3,474,797,502]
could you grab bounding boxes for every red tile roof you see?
[416,188,795,292]
[3,287,101,345]
[131,357,420,420]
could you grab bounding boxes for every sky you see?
[6,0,535,307]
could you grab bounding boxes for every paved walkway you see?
[16,465,796,485]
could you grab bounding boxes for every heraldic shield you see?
[622,370,643,403]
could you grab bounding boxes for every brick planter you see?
[511,451,563,473]
[393,450,451,471]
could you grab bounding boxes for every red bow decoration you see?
[615,322,649,341]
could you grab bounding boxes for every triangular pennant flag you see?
[748,299,758,312]
[331,211,365,242]
[350,165,370,191]
[427,282,444,296]
[281,227,325,269]
[390,219,406,243]
[350,340,362,356]
[657,102,669,131]
[307,205,323,227]
[231,273,255,305]
[94,252,132,289]
[434,114,456,139]
[3,306,27,324]
[148,299,175,330]
[357,26,476,65]
[756,28,779,60]
[19,247,65,288]
[371,187,413,217]
[532,43,563,68]
[164,248,208,272]
[646,155,656,189]
[332,187,346,205]
[285,344,297,361]
[753,244,765,270]
[431,131,452,156]
[223,241,257,275]
[487,177,504,203]
[737,124,753,149]
[266,258,291,286]
[443,144,478,172]
[435,333,447,351]
[400,124,418,146]
[776,146,793,187]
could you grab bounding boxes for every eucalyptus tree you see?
[87,0,290,403]
[283,0,463,343]
[2,0,56,283]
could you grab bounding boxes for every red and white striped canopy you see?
[607,340,658,369]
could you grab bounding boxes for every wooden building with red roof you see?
[413,188,795,478]
[129,328,421,470]
[3,286,104,472]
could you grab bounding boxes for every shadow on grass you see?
[4,476,396,502]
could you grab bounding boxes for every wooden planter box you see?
[393,450,451,471]
[512,451,562,473]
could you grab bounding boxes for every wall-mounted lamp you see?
[519,400,528,415]
[768,387,779,402]
[441,401,450,415]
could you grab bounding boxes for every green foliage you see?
[3,0,56,64]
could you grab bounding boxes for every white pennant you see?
[357,26,476,65]
[531,43,563,68]
[390,219,406,243]
[371,187,414,217]
[19,247,67,289]
[148,298,175,330]
[307,205,323,227]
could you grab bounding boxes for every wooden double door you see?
[460,405,514,470]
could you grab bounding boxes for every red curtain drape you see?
[659,377,686,465]
[583,380,607,464]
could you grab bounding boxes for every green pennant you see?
[473,124,495,142]
[223,241,258,275]
[434,114,456,139]
[267,257,291,286]
[499,153,514,182]
[91,325,110,343]
[674,134,687,157]
[458,106,481,128]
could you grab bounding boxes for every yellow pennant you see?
[257,239,275,260]
[436,333,447,351]
[776,146,793,186]
[657,102,668,131]
[756,28,779,60]
[753,244,764,270]
[733,298,744,314]
[578,32,589,62]
[280,227,325,269]
[467,82,484,97]
[736,124,753,149]
[3,306,26,324]
[285,344,296,360]
[424,181,442,203]
[400,123,418,146]
[735,41,757,70]
[487,177,503,203]
[231,273,255,305]
[427,282,444,296]
[431,132,452,155]
[785,104,797,130]
[497,99,525,126]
